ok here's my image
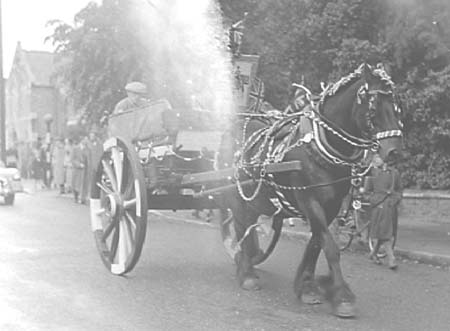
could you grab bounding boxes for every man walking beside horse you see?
[365,154,402,269]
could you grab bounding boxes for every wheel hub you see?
[105,193,124,217]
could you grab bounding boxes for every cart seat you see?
[175,130,222,152]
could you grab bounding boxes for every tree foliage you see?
[218,0,450,189]
[48,0,149,124]
[50,0,450,188]
[48,0,230,126]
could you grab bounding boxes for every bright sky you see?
[2,0,100,77]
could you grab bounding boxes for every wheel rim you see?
[90,137,147,275]
[331,217,354,251]
[219,210,281,266]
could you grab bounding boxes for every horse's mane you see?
[319,63,395,105]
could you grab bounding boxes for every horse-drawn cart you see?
[89,62,405,318]
[89,99,301,275]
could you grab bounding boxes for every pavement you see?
[284,214,450,268]
[20,180,450,268]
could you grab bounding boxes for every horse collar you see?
[303,110,367,167]
[311,117,365,166]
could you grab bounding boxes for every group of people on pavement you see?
[27,82,149,203]
[65,133,103,204]
[28,133,103,205]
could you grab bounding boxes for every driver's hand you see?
[100,111,110,126]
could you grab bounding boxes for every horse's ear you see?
[376,63,384,70]
[362,63,374,84]
[378,62,392,76]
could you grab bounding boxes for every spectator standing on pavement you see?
[31,147,44,191]
[52,138,66,194]
[64,138,74,193]
[87,131,103,198]
[79,137,91,204]
[40,142,52,188]
[71,137,88,204]
[364,154,402,270]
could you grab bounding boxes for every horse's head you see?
[352,63,403,164]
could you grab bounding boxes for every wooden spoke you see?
[102,160,118,193]
[117,221,133,264]
[122,167,135,199]
[123,215,136,246]
[120,157,132,195]
[123,198,136,209]
[109,225,120,261]
[111,147,123,193]
[96,182,113,195]
[125,211,137,231]
[102,217,119,242]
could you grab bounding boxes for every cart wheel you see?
[90,137,148,275]
[331,216,355,251]
[219,209,282,266]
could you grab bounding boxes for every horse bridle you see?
[356,83,403,147]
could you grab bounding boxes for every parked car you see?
[0,161,23,205]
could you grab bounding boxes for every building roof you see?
[24,50,55,87]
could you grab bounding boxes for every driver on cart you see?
[111,81,175,192]
[112,81,173,145]
[113,81,150,114]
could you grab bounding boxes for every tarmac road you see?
[0,190,449,331]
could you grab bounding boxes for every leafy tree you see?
[48,0,149,124]
[50,0,450,187]
[384,0,450,188]
[48,0,230,127]
[219,0,450,188]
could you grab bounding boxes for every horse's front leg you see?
[233,207,261,291]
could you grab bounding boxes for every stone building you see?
[5,42,70,175]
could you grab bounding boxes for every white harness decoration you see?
[233,63,403,218]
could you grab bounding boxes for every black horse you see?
[218,63,403,317]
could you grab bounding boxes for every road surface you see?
[0,191,449,330]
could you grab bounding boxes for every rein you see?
[232,64,402,209]
[307,103,374,150]
[232,110,373,203]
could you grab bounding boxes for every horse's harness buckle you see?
[370,140,380,152]
[260,165,267,178]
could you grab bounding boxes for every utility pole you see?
[0,0,5,163]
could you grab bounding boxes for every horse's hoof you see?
[241,277,261,291]
[302,292,322,305]
[253,249,265,260]
[250,249,265,265]
[369,254,382,265]
[388,262,398,270]
[333,302,356,318]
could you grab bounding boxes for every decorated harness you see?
[233,64,403,217]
